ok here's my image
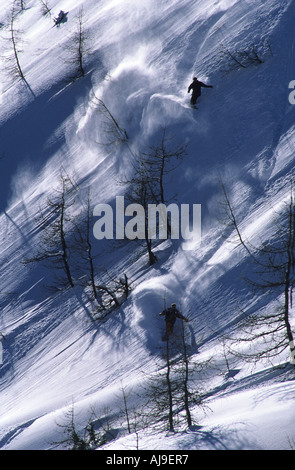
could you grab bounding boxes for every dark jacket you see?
[188,79,212,96]
[160,307,187,324]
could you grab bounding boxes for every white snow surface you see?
[0,0,294,451]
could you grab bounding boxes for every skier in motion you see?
[54,10,68,26]
[160,303,189,341]
[187,77,213,108]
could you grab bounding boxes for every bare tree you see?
[143,329,210,432]
[178,322,193,426]
[90,92,129,148]
[119,382,132,434]
[73,191,99,299]
[39,0,52,17]
[14,0,26,13]
[144,338,177,431]
[92,271,131,319]
[120,129,186,265]
[54,405,90,450]
[2,4,25,83]
[174,321,211,427]
[24,174,77,290]
[54,404,117,450]
[139,127,186,236]
[73,192,132,316]
[124,174,158,265]
[65,8,91,82]
[219,39,270,73]
[116,381,145,444]
[221,181,295,371]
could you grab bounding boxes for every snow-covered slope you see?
[0,0,295,450]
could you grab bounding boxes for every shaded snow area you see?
[0,0,295,452]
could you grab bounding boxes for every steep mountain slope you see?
[0,0,294,450]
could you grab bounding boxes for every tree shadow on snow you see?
[0,73,93,212]
[181,422,260,450]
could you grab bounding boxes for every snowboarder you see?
[187,77,213,108]
[54,10,68,26]
[160,303,189,340]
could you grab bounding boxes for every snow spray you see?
[288,81,295,104]
[0,333,4,365]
